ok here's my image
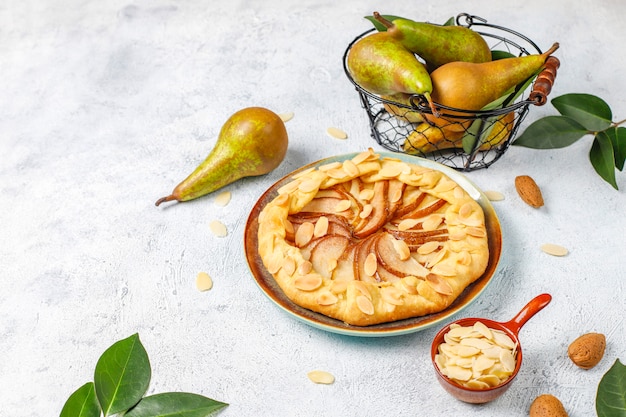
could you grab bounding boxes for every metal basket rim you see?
[342,13,544,118]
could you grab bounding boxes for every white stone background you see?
[1,0,625,416]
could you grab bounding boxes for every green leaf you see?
[496,72,539,109]
[462,120,480,154]
[607,126,626,171]
[460,75,537,153]
[514,115,588,149]
[463,119,490,154]
[364,15,404,32]
[125,393,228,417]
[596,359,626,417]
[552,93,613,131]
[94,333,151,416]
[491,50,516,60]
[442,16,455,26]
[590,132,619,189]
[60,382,101,417]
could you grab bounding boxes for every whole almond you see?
[515,175,544,208]
[530,394,568,417]
[568,332,606,369]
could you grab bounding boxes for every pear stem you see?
[373,12,393,29]
[543,42,560,58]
[155,195,176,207]
[423,92,440,118]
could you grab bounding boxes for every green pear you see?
[381,92,425,124]
[155,107,288,206]
[346,30,436,113]
[373,12,492,70]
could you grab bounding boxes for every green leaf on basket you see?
[513,115,588,149]
[94,333,151,416]
[504,72,541,107]
[60,382,101,417]
[364,15,405,32]
[442,16,456,26]
[596,359,626,417]
[461,74,536,153]
[607,126,626,171]
[482,92,514,111]
[463,119,491,154]
[125,393,228,417]
[552,93,613,131]
[491,50,516,60]
[591,131,619,189]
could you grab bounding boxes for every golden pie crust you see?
[257,149,489,326]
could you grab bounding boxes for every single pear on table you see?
[155,107,288,206]
[373,12,492,71]
[346,30,437,114]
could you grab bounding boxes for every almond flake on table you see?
[209,220,228,237]
[279,112,294,122]
[196,272,213,292]
[307,370,335,385]
[541,243,569,257]
[214,190,231,207]
[484,190,505,201]
[326,126,348,140]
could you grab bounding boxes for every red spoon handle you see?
[504,293,552,335]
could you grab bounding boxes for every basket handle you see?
[529,56,560,106]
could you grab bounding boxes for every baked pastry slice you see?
[257,149,489,326]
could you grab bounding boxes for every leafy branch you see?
[60,334,228,417]
[514,93,626,189]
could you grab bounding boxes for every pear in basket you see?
[373,12,491,70]
[425,43,559,132]
[403,112,515,154]
[347,31,438,115]
[381,93,424,124]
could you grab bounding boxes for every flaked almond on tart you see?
[257,149,489,326]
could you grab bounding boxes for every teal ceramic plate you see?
[244,152,502,337]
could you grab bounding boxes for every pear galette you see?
[257,149,489,326]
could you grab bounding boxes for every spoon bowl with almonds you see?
[430,293,552,404]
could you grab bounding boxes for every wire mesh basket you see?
[343,13,560,171]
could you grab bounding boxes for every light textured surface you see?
[1,1,625,416]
